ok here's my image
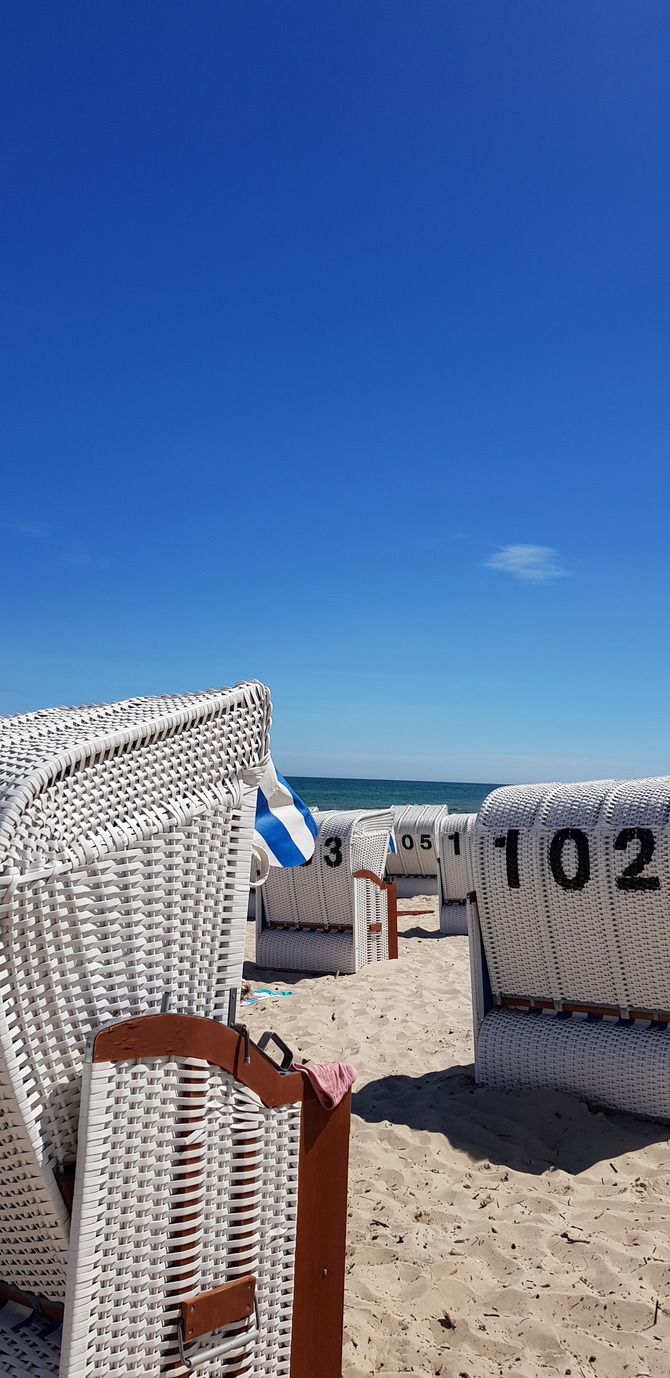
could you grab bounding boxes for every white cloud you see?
[484,544,567,583]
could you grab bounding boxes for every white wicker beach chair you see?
[0,687,350,1376]
[256,809,397,974]
[0,1012,350,1378]
[384,804,449,898]
[437,812,477,935]
[468,777,670,1121]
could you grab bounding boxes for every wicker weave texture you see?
[0,684,270,878]
[473,777,670,1011]
[259,809,392,973]
[0,1303,61,1377]
[437,812,476,935]
[477,1007,670,1120]
[0,685,271,1299]
[60,1053,300,1378]
[392,876,438,898]
[385,806,449,880]
[256,927,356,974]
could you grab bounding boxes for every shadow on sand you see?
[353,1065,670,1175]
[243,959,334,988]
[398,924,443,939]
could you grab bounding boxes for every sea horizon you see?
[285,775,503,814]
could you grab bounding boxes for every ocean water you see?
[285,776,503,814]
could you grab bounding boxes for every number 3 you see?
[324,836,343,868]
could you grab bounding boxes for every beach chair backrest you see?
[258,808,394,972]
[438,811,476,899]
[437,811,476,934]
[262,809,392,928]
[473,777,670,1014]
[385,804,449,879]
[0,682,271,1298]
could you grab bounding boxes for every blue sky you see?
[1,2,669,783]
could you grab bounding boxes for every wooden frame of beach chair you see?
[468,778,670,1121]
[0,1012,350,1377]
[384,805,449,898]
[0,684,271,1318]
[256,809,398,974]
[437,812,477,936]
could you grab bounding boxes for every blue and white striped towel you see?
[254,760,318,867]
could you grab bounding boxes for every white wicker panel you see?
[61,1054,301,1378]
[438,812,476,935]
[256,928,356,975]
[477,1007,670,1120]
[354,873,388,967]
[473,777,670,1010]
[385,806,449,880]
[0,1051,69,1295]
[0,686,271,1303]
[392,876,438,898]
[2,803,256,1158]
[439,904,468,937]
[0,684,271,879]
[349,812,393,881]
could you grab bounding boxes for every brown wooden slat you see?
[500,995,670,1022]
[386,879,398,960]
[54,1162,76,1214]
[180,1276,256,1340]
[0,1280,63,1322]
[91,1014,304,1108]
[290,1084,351,1378]
[353,868,385,886]
[267,921,353,932]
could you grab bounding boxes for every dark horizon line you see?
[284,773,505,788]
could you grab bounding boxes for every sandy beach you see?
[245,898,670,1378]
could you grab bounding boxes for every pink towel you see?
[290,1060,358,1109]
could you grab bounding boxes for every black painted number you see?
[324,836,343,868]
[420,834,432,851]
[614,827,660,891]
[401,834,414,851]
[494,829,520,888]
[549,828,590,891]
[449,832,461,857]
[492,822,663,895]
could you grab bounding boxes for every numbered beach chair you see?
[469,777,670,1121]
[256,809,397,974]
[0,686,350,1376]
[437,812,477,935]
[385,804,449,897]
